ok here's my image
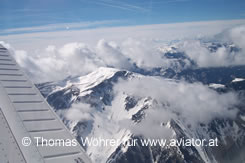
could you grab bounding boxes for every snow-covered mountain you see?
[36,64,245,163]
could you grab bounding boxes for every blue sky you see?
[1,0,245,33]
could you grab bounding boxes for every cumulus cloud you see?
[12,42,105,82]
[180,41,230,67]
[121,38,171,69]
[95,39,132,69]
[10,39,174,82]
[179,39,245,67]
[179,25,245,68]
[65,103,95,122]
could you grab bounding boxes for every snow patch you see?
[232,78,245,83]
[208,83,225,89]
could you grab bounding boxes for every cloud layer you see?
[1,21,245,83]
[1,19,245,51]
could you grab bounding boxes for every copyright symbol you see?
[22,137,31,146]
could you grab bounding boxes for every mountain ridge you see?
[36,66,245,163]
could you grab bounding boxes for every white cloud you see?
[180,40,245,67]
[66,103,95,122]
[177,25,245,67]
[229,25,245,50]
[95,39,132,69]
[12,42,105,82]
[121,38,171,69]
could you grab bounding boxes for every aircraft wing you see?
[0,44,91,163]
